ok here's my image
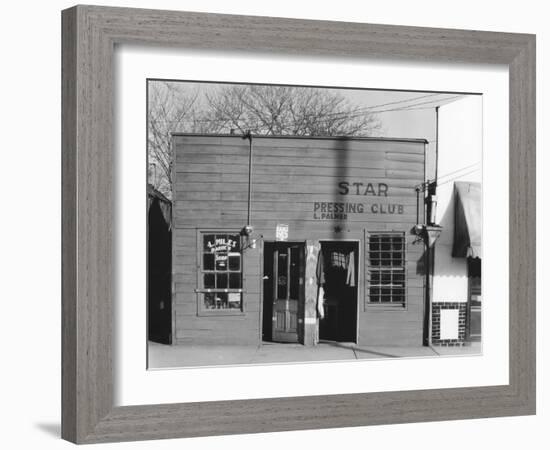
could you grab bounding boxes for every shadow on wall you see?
[332,137,350,239]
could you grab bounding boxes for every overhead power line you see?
[149,92,465,125]
[436,163,481,182]
[435,168,481,187]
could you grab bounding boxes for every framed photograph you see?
[62,5,535,444]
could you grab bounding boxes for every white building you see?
[431,95,482,345]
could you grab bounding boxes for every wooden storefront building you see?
[171,134,429,347]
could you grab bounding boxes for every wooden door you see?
[272,244,304,343]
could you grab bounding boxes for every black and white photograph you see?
[147,80,482,368]
[1,0,544,447]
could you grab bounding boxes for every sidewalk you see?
[148,340,482,369]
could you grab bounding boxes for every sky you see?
[149,79,474,142]
[149,79,480,189]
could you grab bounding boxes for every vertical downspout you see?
[435,106,440,188]
[243,131,253,227]
[415,187,420,225]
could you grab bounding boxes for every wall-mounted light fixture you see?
[413,224,443,248]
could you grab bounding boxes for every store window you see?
[198,232,243,311]
[367,232,406,306]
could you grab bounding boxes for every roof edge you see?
[170,132,429,144]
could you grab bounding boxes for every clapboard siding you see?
[176,174,423,189]
[175,199,418,213]
[176,165,390,178]
[172,135,427,346]
[175,219,419,231]
[173,182,417,194]
[176,147,425,159]
[176,155,424,171]
[175,136,425,152]
[177,191,418,202]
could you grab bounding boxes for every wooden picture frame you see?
[61,5,536,444]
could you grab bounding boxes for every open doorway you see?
[318,241,358,343]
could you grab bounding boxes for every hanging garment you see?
[346,251,355,287]
[316,248,325,285]
[315,246,326,319]
[317,285,325,319]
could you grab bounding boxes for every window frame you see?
[195,229,245,316]
[365,231,407,309]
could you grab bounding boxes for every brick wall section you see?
[431,302,468,346]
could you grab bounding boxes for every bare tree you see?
[148,82,199,197]
[202,85,380,136]
[148,82,380,197]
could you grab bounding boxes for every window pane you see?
[203,293,216,309]
[215,254,228,271]
[212,234,239,253]
[203,253,214,271]
[392,240,402,251]
[330,251,346,268]
[216,273,228,289]
[369,287,380,297]
[368,252,379,266]
[381,271,392,284]
[203,234,215,251]
[394,270,405,280]
[204,273,215,289]
[215,292,228,309]
[227,292,242,310]
[392,251,402,266]
[227,234,240,252]
[277,253,288,299]
[204,292,242,310]
[277,275,287,299]
[289,247,300,299]
[228,254,241,271]
[229,273,241,289]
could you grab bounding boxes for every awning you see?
[452,181,481,258]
